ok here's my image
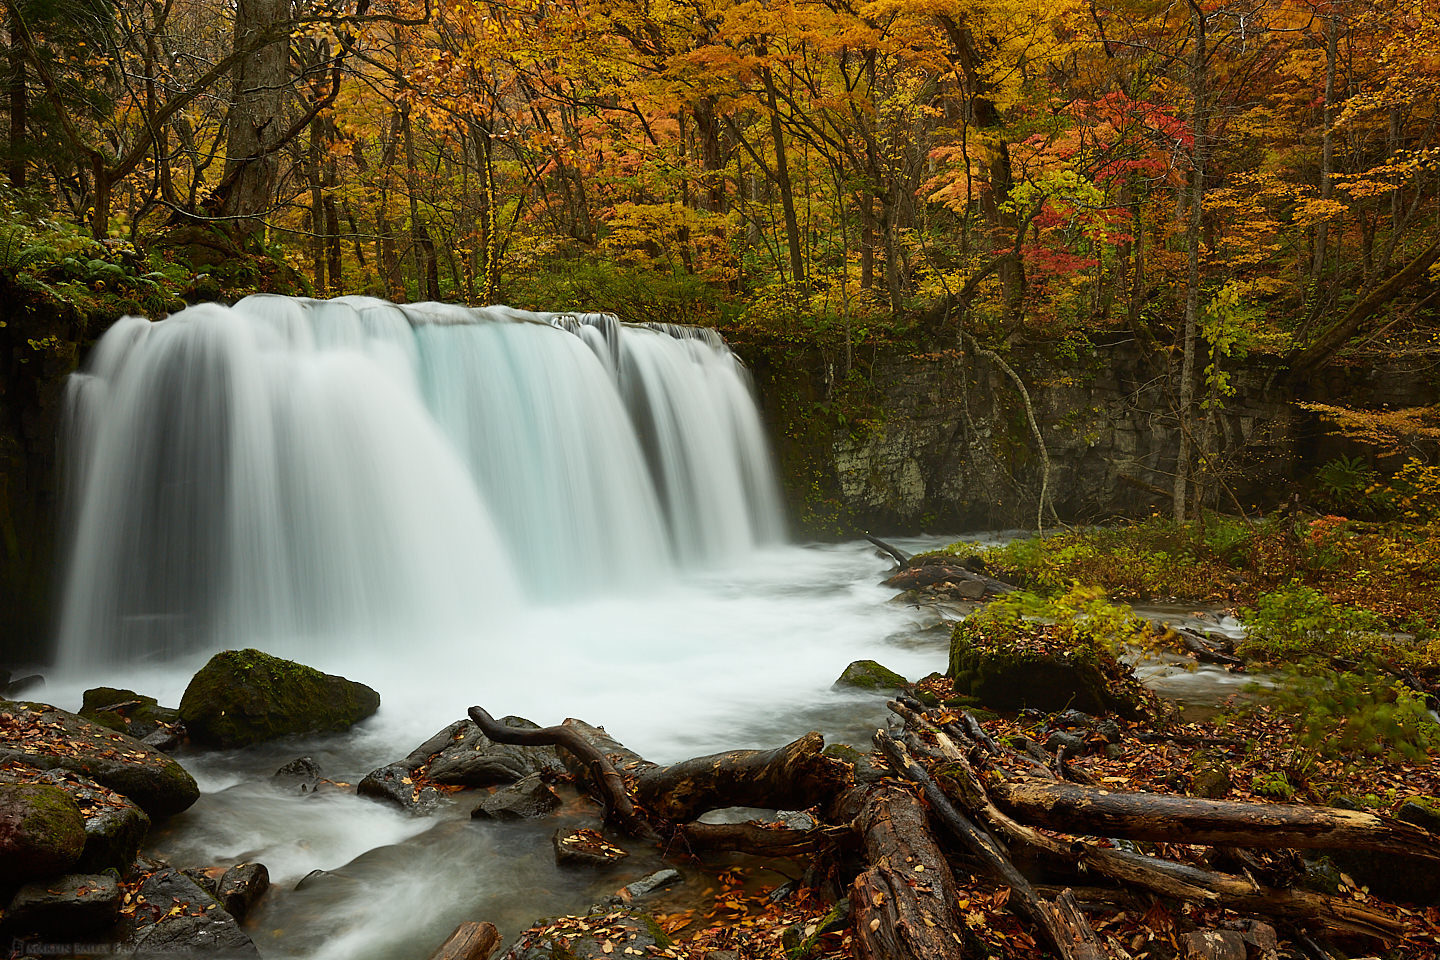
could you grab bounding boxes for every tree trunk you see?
[215,0,291,235]
[1173,0,1208,523]
[762,66,805,289]
[846,783,970,960]
[8,1,26,189]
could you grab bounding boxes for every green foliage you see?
[1237,582,1385,663]
[504,251,725,326]
[1313,455,1379,514]
[1383,457,1440,522]
[970,583,1150,654]
[1250,771,1295,799]
[1264,661,1440,763]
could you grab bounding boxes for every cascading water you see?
[56,295,784,667]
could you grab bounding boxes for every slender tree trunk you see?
[1174,0,1207,523]
[7,2,25,189]
[309,119,327,293]
[761,66,805,288]
[1311,16,1339,281]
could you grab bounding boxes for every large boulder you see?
[0,783,86,879]
[179,649,380,748]
[0,701,199,817]
[947,619,1156,721]
[0,764,150,872]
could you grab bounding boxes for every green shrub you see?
[1266,661,1440,763]
[1238,582,1385,663]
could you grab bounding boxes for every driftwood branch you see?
[988,777,1440,860]
[467,705,656,841]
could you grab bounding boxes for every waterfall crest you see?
[57,296,784,666]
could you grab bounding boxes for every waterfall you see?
[57,295,785,667]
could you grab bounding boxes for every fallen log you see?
[865,533,911,566]
[467,706,656,840]
[427,921,501,960]
[633,731,851,822]
[877,731,1109,960]
[988,777,1440,860]
[895,701,1405,942]
[844,782,969,960]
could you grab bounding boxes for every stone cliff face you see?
[0,279,85,663]
[746,336,1439,537]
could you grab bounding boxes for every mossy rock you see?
[79,687,180,739]
[946,620,1156,721]
[0,783,86,880]
[179,649,380,748]
[0,701,199,817]
[833,660,908,691]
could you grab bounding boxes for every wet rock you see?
[553,828,628,867]
[1045,731,1088,754]
[0,782,86,879]
[1097,719,1122,743]
[0,701,199,817]
[471,775,561,821]
[181,867,221,897]
[502,908,670,960]
[4,872,121,936]
[121,867,260,956]
[217,862,269,920]
[1398,797,1440,834]
[0,765,150,873]
[139,727,183,754]
[621,868,682,900]
[179,649,380,748]
[272,757,324,794]
[357,763,440,815]
[1180,929,1247,960]
[79,688,181,741]
[833,660,908,691]
[946,621,1157,721]
[422,717,565,787]
[881,557,1015,598]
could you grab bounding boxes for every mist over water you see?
[48,298,962,959]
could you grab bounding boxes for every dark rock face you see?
[0,701,199,817]
[271,757,324,794]
[422,717,565,787]
[122,867,260,958]
[79,688,182,741]
[833,660,908,691]
[0,782,86,878]
[178,649,380,748]
[360,715,563,814]
[503,910,670,960]
[217,862,269,920]
[471,776,561,821]
[5,872,121,936]
[357,763,440,815]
